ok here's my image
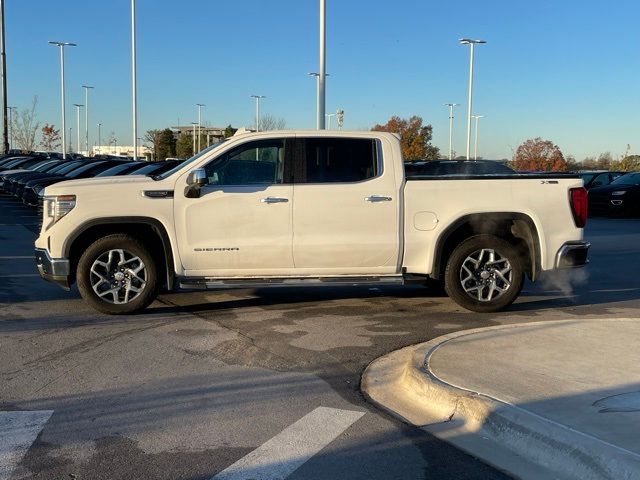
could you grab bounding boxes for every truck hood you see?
[45,175,156,194]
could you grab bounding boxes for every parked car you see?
[588,172,640,217]
[0,156,41,172]
[11,160,87,199]
[580,171,623,190]
[1,159,66,191]
[23,160,127,206]
[35,131,588,315]
[405,160,515,176]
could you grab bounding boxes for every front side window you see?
[297,138,378,183]
[204,139,286,186]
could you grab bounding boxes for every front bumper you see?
[35,248,71,290]
[555,241,590,268]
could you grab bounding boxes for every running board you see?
[178,275,405,290]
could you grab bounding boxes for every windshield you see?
[581,173,597,183]
[154,141,228,180]
[611,173,640,186]
[95,162,141,177]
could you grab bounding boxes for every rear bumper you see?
[555,241,590,268]
[34,248,71,290]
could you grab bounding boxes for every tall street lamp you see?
[308,72,329,130]
[131,0,138,160]
[444,103,459,160]
[191,122,197,155]
[196,103,205,152]
[97,122,102,155]
[7,105,15,149]
[250,95,265,132]
[1,0,9,154]
[73,104,83,155]
[472,114,484,160]
[459,38,486,160]
[318,0,326,129]
[49,41,76,159]
[82,85,93,154]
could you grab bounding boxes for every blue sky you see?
[6,0,640,160]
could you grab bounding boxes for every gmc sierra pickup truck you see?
[35,131,589,314]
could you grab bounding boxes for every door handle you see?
[365,195,392,202]
[261,197,289,204]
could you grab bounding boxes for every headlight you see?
[611,191,627,196]
[43,195,76,230]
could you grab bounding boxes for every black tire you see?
[444,234,524,313]
[76,234,159,315]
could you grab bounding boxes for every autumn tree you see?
[40,123,61,151]
[510,137,567,172]
[371,115,439,160]
[12,97,40,151]
[619,155,640,172]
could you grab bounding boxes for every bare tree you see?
[12,97,40,151]
[260,114,287,131]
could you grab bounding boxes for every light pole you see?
[308,72,330,130]
[459,38,486,160]
[0,0,8,154]
[82,85,93,154]
[131,0,138,160]
[69,127,72,153]
[444,103,459,160]
[250,95,265,132]
[318,0,326,129]
[196,103,205,152]
[191,122,197,155]
[472,114,484,160]
[325,113,336,130]
[7,105,15,149]
[49,41,76,159]
[73,104,83,155]
[97,123,101,154]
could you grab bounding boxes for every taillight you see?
[569,187,588,228]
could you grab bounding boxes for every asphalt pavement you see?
[1,191,639,480]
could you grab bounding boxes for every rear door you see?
[292,136,400,275]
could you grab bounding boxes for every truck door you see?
[292,137,400,274]
[174,137,295,276]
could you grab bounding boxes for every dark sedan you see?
[22,160,127,206]
[2,160,67,192]
[588,172,640,217]
[10,160,88,198]
[580,171,623,190]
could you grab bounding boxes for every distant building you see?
[171,126,227,146]
[87,145,152,159]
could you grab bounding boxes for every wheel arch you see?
[64,217,175,290]
[430,212,541,281]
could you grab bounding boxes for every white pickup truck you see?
[35,131,589,314]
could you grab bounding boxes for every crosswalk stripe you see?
[0,410,53,480]
[212,407,365,480]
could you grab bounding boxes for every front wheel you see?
[76,234,159,315]
[444,235,524,313]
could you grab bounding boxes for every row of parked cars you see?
[0,153,181,207]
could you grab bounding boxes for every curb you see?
[362,320,640,480]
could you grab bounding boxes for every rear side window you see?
[297,138,378,183]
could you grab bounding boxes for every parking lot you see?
[2,191,640,480]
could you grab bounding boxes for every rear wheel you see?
[444,235,524,313]
[76,234,159,314]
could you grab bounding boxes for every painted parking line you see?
[0,410,53,480]
[213,407,365,480]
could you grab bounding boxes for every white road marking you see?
[0,410,53,480]
[212,407,365,480]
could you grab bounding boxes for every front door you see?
[174,138,295,276]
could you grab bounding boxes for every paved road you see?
[1,191,639,480]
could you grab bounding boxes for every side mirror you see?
[185,168,206,198]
